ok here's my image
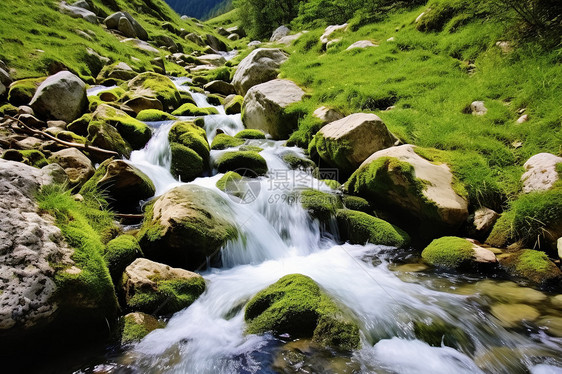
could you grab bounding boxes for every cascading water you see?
[86,84,562,374]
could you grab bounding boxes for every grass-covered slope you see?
[0,0,229,81]
[279,2,561,207]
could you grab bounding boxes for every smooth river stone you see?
[476,280,547,304]
[537,316,562,337]
[392,263,429,273]
[550,295,562,309]
[491,303,540,327]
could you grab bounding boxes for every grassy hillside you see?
[0,0,229,81]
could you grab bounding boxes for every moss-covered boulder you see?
[127,72,181,112]
[299,189,342,222]
[216,171,243,196]
[104,235,143,281]
[346,145,468,242]
[87,120,133,159]
[138,184,237,269]
[414,319,474,354]
[2,149,48,168]
[500,249,562,286]
[235,129,266,139]
[342,195,371,213]
[168,121,210,163]
[136,109,176,122]
[211,133,245,150]
[336,209,411,248]
[98,87,126,103]
[215,151,268,176]
[96,62,138,83]
[120,312,163,345]
[93,104,152,150]
[421,236,497,269]
[122,258,205,315]
[170,143,205,182]
[7,77,46,106]
[172,103,219,116]
[225,95,244,115]
[281,152,316,170]
[67,113,92,136]
[245,274,360,351]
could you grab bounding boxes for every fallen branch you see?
[115,213,144,220]
[5,115,120,158]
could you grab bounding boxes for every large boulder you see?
[310,113,398,175]
[242,79,305,140]
[104,12,148,40]
[346,145,469,241]
[245,274,360,351]
[122,258,205,315]
[0,159,117,350]
[29,72,87,123]
[232,48,288,95]
[521,153,562,193]
[138,185,238,270]
[48,148,94,186]
[421,236,497,270]
[127,72,181,112]
[59,1,97,24]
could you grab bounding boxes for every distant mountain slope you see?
[165,0,231,20]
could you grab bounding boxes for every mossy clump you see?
[215,151,268,176]
[500,249,562,286]
[225,95,243,114]
[322,179,342,190]
[7,77,45,105]
[136,109,177,122]
[93,105,152,150]
[207,94,223,106]
[414,319,474,354]
[300,189,342,222]
[2,149,48,168]
[170,142,205,182]
[172,103,219,116]
[179,90,196,105]
[87,120,133,158]
[98,87,126,103]
[67,113,92,136]
[342,195,371,213]
[245,274,360,351]
[235,129,266,139]
[168,121,210,162]
[127,72,182,111]
[121,312,163,345]
[421,236,474,269]
[336,209,411,248]
[216,171,243,195]
[282,153,316,170]
[104,235,143,281]
[56,130,87,144]
[0,103,18,117]
[309,133,356,175]
[211,133,245,150]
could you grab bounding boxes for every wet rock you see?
[121,312,163,345]
[490,303,540,327]
[30,71,87,122]
[521,153,562,193]
[123,96,164,114]
[122,258,205,315]
[103,235,143,281]
[48,148,94,186]
[537,316,562,337]
[242,79,305,140]
[474,280,547,304]
[232,48,288,95]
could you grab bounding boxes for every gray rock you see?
[227,33,240,41]
[59,1,98,24]
[470,101,487,116]
[118,16,137,38]
[85,48,110,77]
[347,40,378,50]
[205,34,227,52]
[232,48,288,96]
[216,27,229,37]
[105,12,148,40]
[198,54,226,67]
[471,207,500,238]
[313,106,344,124]
[277,32,305,45]
[248,40,262,47]
[226,26,245,38]
[72,0,91,10]
[320,24,348,46]
[48,148,94,186]
[204,80,236,96]
[270,25,290,42]
[242,79,305,140]
[185,33,205,46]
[30,71,87,123]
[121,38,159,54]
[0,82,6,98]
[521,153,562,193]
[17,106,34,116]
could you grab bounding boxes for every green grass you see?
[280,5,562,209]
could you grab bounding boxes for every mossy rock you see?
[137,109,177,122]
[215,151,268,176]
[235,129,266,139]
[87,120,133,159]
[172,103,219,116]
[342,195,371,213]
[216,171,243,196]
[127,72,182,111]
[322,179,342,190]
[336,209,411,248]
[2,149,48,168]
[211,133,245,150]
[67,113,92,136]
[414,319,474,354]
[93,105,152,150]
[7,77,46,106]
[179,90,196,105]
[98,87,126,102]
[104,235,143,281]
[88,95,103,112]
[421,236,475,269]
[300,189,342,222]
[0,103,18,117]
[245,274,360,351]
[207,94,223,106]
[168,121,210,162]
[282,153,316,170]
[120,312,163,345]
[170,142,205,182]
[56,130,87,144]
[225,95,243,115]
[500,249,562,286]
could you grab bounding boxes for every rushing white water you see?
[86,85,117,97]
[113,85,562,374]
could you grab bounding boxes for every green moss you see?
[94,105,152,150]
[211,133,245,150]
[97,87,126,102]
[322,179,342,190]
[179,90,196,105]
[172,103,219,116]
[300,189,342,222]
[80,158,112,196]
[235,129,266,139]
[225,95,244,115]
[170,142,205,182]
[168,121,210,162]
[67,113,92,136]
[88,95,103,112]
[0,103,18,117]
[127,72,182,111]
[136,109,176,122]
[216,171,243,193]
[215,151,268,176]
[500,249,562,285]
[2,149,48,168]
[245,274,360,351]
[336,209,411,248]
[56,130,87,144]
[104,235,143,281]
[282,153,316,170]
[87,120,133,158]
[7,77,45,105]
[421,236,474,269]
[414,319,474,353]
[311,132,355,174]
[121,312,163,345]
[342,195,370,213]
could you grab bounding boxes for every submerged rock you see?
[30,71,87,122]
[490,303,540,328]
[232,48,289,95]
[245,274,360,351]
[122,258,205,315]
